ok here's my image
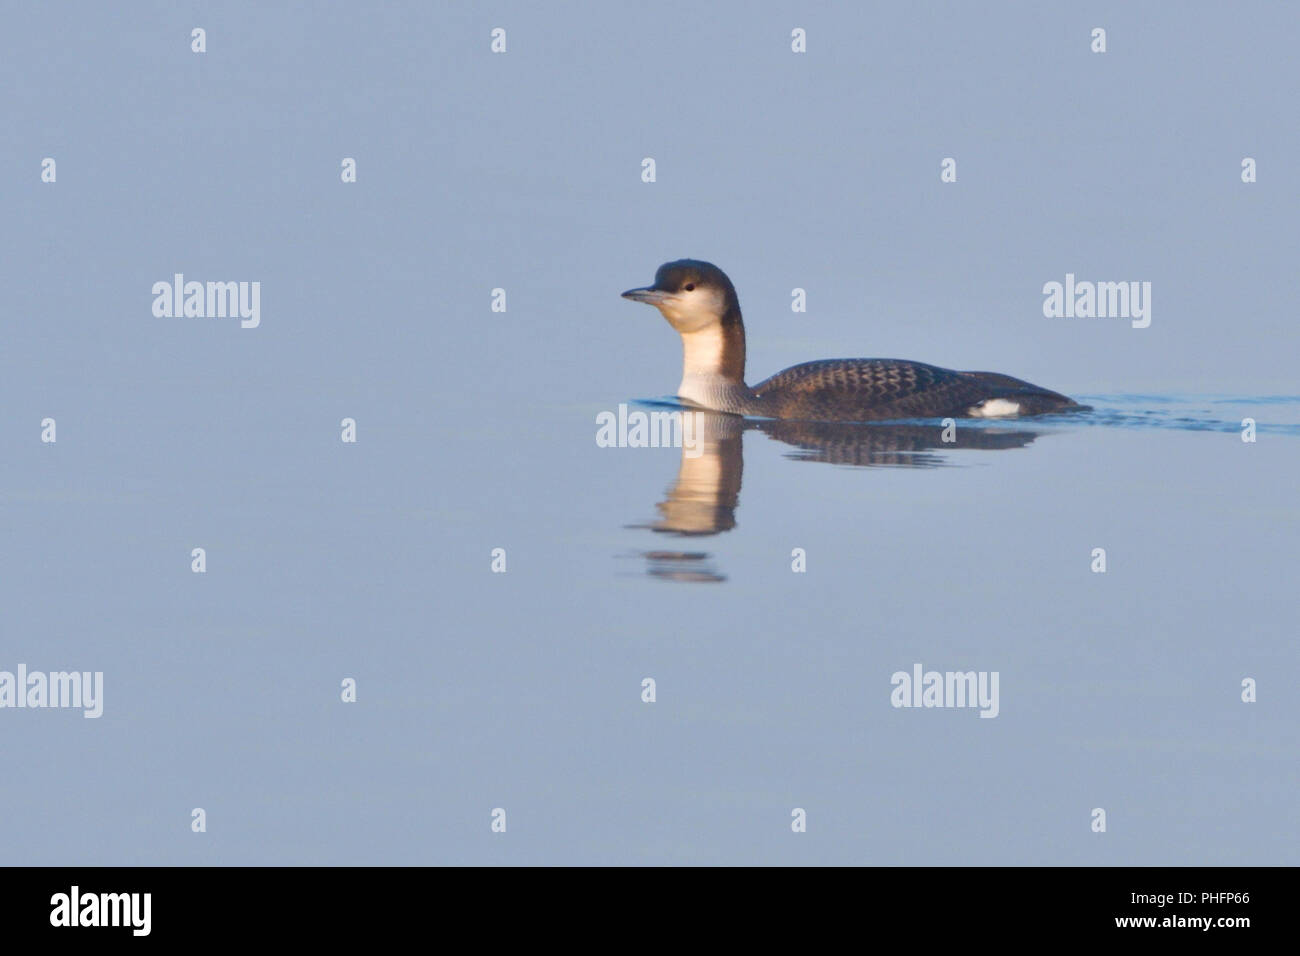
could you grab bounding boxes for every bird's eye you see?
[684,283,695,291]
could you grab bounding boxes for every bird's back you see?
[750,358,1083,421]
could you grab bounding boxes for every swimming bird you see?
[622,259,1086,422]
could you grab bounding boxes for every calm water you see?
[3,1,1297,865]
[3,390,1296,864]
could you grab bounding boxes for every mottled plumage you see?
[752,359,1079,421]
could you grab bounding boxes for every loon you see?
[622,259,1085,422]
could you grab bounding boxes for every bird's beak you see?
[621,286,673,306]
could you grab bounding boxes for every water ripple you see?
[634,395,1300,436]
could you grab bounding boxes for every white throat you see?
[680,326,729,379]
[676,326,751,412]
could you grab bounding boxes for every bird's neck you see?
[677,307,756,414]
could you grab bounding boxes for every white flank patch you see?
[968,398,1021,418]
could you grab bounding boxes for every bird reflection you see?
[628,408,1044,581]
